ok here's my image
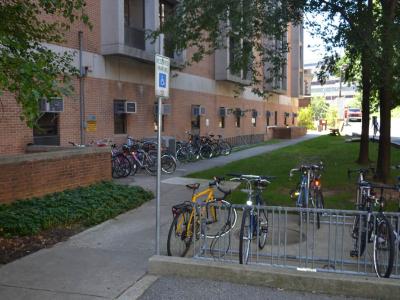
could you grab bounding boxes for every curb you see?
[148,255,400,300]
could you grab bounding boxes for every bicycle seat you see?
[186,183,200,190]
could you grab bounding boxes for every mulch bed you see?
[0,225,84,265]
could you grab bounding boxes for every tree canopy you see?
[0,0,90,127]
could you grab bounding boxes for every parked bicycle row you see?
[175,131,232,163]
[167,163,400,279]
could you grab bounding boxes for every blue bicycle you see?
[290,162,324,229]
[228,173,275,264]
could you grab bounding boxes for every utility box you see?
[145,136,176,156]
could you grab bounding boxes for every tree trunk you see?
[357,51,371,164]
[376,0,396,182]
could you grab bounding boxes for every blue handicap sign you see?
[159,73,166,88]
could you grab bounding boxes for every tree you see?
[150,0,304,97]
[152,0,399,181]
[0,0,90,127]
[298,106,315,129]
[305,0,399,181]
[310,96,328,121]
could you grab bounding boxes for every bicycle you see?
[227,173,274,265]
[348,168,396,278]
[167,177,237,257]
[289,162,324,229]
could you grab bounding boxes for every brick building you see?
[0,0,304,156]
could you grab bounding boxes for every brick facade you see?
[0,1,303,156]
[0,148,111,203]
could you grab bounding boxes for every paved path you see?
[0,133,322,300]
[139,276,364,300]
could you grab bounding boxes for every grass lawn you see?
[232,139,283,152]
[188,135,400,211]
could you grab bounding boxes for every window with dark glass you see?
[124,0,145,50]
[235,108,241,128]
[191,105,200,134]
[266,111,270,126]
[114,100,127,134]
[274,111,278,125]
[33,113,60,145]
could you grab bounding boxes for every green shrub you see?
[326,106,338,128]
[298,106,315,129]
[0,182,153,237]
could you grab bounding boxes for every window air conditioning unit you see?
[284,112,290,117]
[266,111,271,118]
[154,103,172,115]
[39,98,64,113]
[125,101,137,113]
[292,112,298,117]
[192,106,206,116]
[219,107,228,117]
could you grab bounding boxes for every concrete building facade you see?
[0,0,304,156]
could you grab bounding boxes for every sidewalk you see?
[0,133,321,300]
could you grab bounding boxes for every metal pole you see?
[78,31,85,145]
[155,34,165,255]
[156,96,162,255]
[338,68,342,98]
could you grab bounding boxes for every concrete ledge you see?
[148,255,400,300]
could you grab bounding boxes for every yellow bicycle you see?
[167,177,237,257]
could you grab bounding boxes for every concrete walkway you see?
[0,133,321,300]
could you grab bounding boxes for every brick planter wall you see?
[268,126,307,139]
[0,147,111,204]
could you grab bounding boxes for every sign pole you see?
[155,35,169,255]
[156,95,162,255]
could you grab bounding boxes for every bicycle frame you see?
[176,187,216,239]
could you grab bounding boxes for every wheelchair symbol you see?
[159,73,167,88]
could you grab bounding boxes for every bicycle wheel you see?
[373,215,395,278]
[161,155,176,174]
[203,200,237,238]
[239,208,252,264]
[144,152,157,175]
[167,209,193,257]
[314,190,324,229]
[113,154,131,178]
[125,154,138,176]
[176,147,189,163]
[220,141,232,155]
[258,208,268,249]
[350,214,368,257]
[199,144,213,159]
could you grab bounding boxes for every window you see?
[191,105,200,134]
[274,111,278,125]
[235,108,241,128]
[266,111,271,126]
[124,0,145,50]
[219,116,225,128]
[33,113,60,145]
[114,100,127,134]
[124,0,144,28]
[154,102,165,132]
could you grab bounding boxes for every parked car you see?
[344,107,362,122]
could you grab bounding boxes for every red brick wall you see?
[0,148,111,204]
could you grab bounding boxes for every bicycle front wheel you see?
[239,208,252,264]
[314,190,324,229]
[161,155,176,174]
[373,215,395,278]
[167,210,193,257]
[204,200,237,238]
